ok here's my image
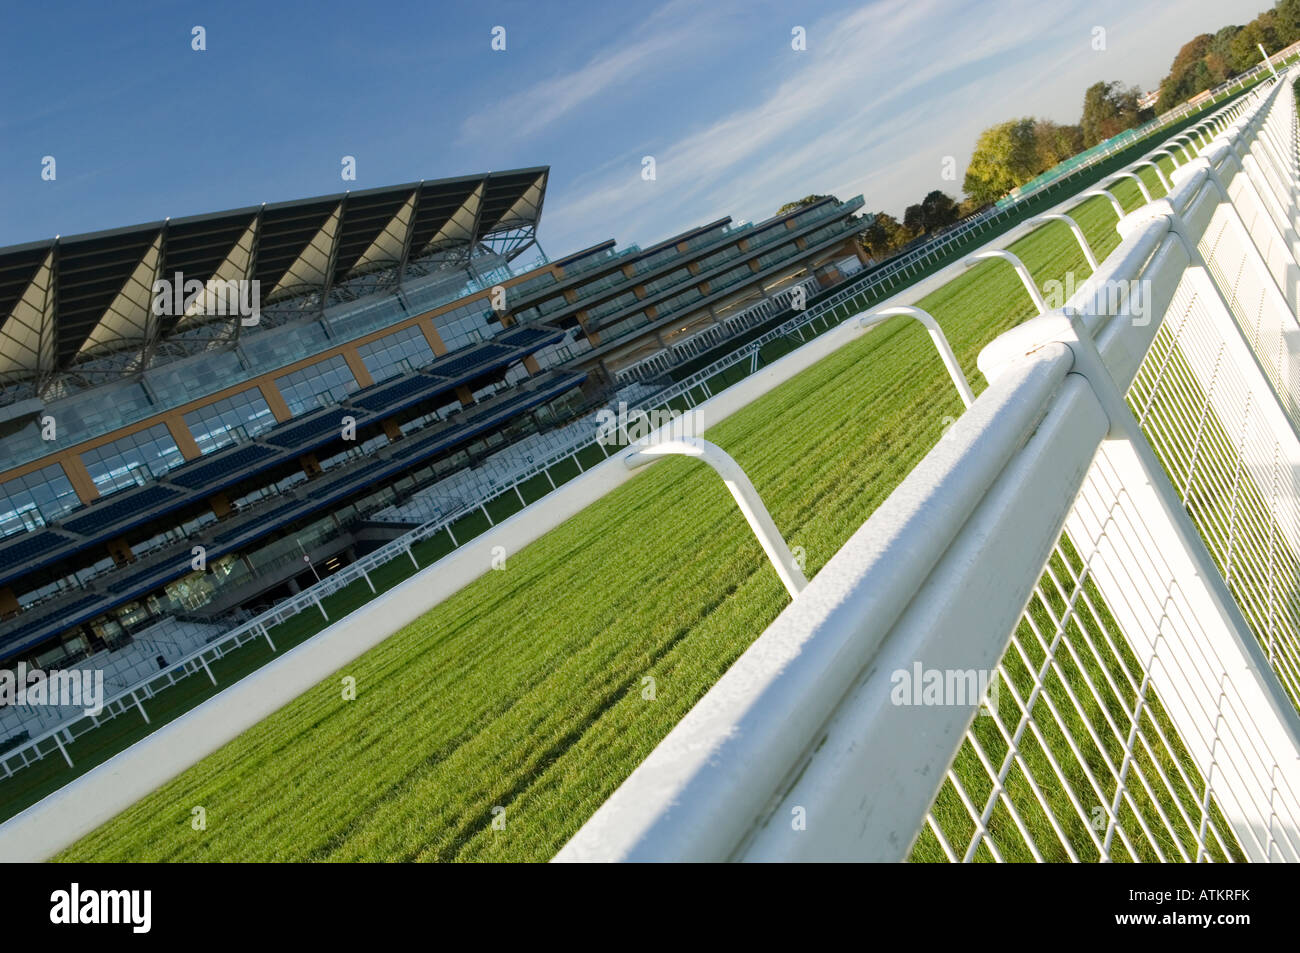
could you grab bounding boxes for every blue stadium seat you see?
[496,325,562,349]
[0,530,68,567]
[429,344,513,380]
[61,485,181,536]
[352,374,450,413]
[167,444,279,490]
[213,501,303,543]
[0,594,104,655]
[266,413,359,450]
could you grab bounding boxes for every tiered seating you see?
[62,485,181,536]
[431,344,513,379]
[330,457,393,492]
[266,412,359,450]
[496,325,562,349]
[0,594,104,656]
[0,371,590,657]
[391,372,586,463]
[105,556,190,595]
[213,500,304,543]
[0,530,67,567]
[167,444,279,489]
[352,374,449,413]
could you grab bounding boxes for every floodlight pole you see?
[964,250,1048,313]
[623,438,808,598]
[1025,213,1099,270]
[859,306,975,407]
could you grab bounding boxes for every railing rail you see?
[557,69,1300,862]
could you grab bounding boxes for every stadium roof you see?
[0,167,549,398]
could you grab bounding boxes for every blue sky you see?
[0,0,1272,260]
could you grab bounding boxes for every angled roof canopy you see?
[0,167,549,400]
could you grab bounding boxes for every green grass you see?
[46,185,1166,861]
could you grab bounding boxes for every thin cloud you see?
[459,1,705,144]
[539,0,1262,253]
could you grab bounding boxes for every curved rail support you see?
[1147,147,1183,170]
[1132,159,1173,192]
[964,249,1049,313]
[859,306,975,407]
[1105,170,1153,203]
[623,438,808,598]
[1082,189,1127,221]
[1026,213,1099,270]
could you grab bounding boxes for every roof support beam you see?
[318,194,348,314]
[395,184,423,292]
[134,222,170,376]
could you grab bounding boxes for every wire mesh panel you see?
[1196,199,1300,431]
[1130,273,1300,706]
[915,282,1300,861]
[915,81,1300,863]
[914,524,1242,862]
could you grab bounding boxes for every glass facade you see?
[81,424,184,495]
[184,388,277,455]
[433,300,500,353]
[274,356,359,415]
[0,464,80,538]
[357,324,434,383]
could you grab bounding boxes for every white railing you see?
[556,70,1300,862]
[615,276,822,383]
[0,66,1280,832]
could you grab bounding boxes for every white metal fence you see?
[556,68,1300,862]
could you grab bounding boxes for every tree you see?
[1228,25,1265,73]
[902,202,926,235]
[857,212,911,259]
[1208,24,1243,66]
[1278,0,1300,45]
[918,190,959,233]
[963,118,1040,204]
[776,194,832,215]
[1156,34,1215,112]
[1081,81,1142,147]
[1035,120,1084,168]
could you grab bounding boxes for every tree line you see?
[777,1,1300,263]
[1156,0,1300,111]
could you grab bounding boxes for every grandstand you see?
[0,170,867,746]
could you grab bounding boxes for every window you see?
[434,302,500,353]
[274,356,359,416]
[81,425,184,495]
[357,325,434,383]
[184,389,277,454]
[0,464,80,538]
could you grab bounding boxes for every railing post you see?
[623,438,807,598]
